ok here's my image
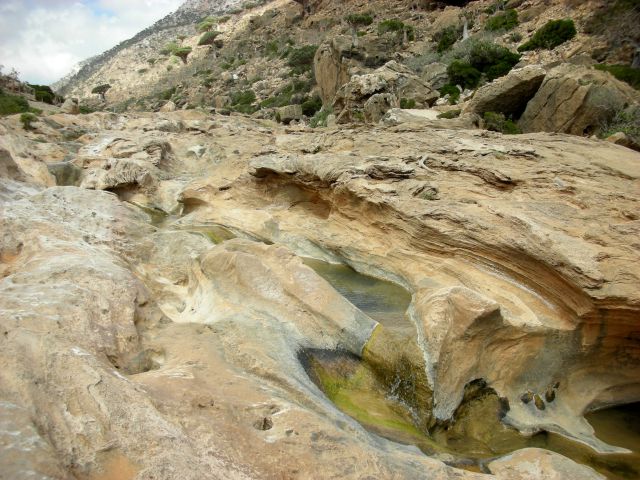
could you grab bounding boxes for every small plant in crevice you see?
[400,98,416,109]
[310,106,333,128]
[483,111,521,134]
[518,19,576,52]
[599,106,640,143]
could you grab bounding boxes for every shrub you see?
[287,45,318,74]
[378,19,415,41]
[447,61,482,89]
[230,89,257,114]
[28,84,57,104]
[400,98,416,109]
[310,106,333,128]
[439,83,461,104]
[468,41,520,76]
[483,111,521,134]
[173,47,192,64]
[437,109,461,119]
[160,86,176,100]
[594,64,640,91]
[198,17,216,32]
[260,79,312,108]
[301,95,322,116]
[137,68,148,74]
[485,9,518,32]
[434,25,462,53]
[509,32,523,43]
[345,13,373,27]
[91,84,111,100]
[20,112,37,130]
[161,42,179,55]
[147,58,156,65]
[599,106,640,142]
[0,90,30,115]
[199,31,221,46]
[518,19,576,52]
[78,105,95,114]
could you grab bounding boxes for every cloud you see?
[0,0,183,84]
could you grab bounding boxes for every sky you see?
[0,0,184,85]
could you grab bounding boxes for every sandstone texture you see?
[1,108,639,479]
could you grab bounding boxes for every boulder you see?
[313,37,352,104]
[519,64,640,135]
[488,448,605,480]
[364,93,398,123]
[60,97,79,114]
[159,100,176,112]
[605,131,640,152]
[333,61,438,123]
[277,104,302,124]
[464,65,546,117]
[421,62,449,90]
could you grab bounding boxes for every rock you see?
[465,65,546,117]
[159,100,176,112]
[533,394,546,410]
[214,95,231,108]
[314,37,352,104]
[520,64,640,135]
[60,97,79,114]
[277,104,302,124]
[382,108,480,129]
[421,62,449,90]
[0,146,28,182]
[363,93,398,123]
[187,145,206,158]
[489,448,606,480]
[606,131,640,151]
[520,391,534,404]
[545,386,556,403]
[333,61,438,123]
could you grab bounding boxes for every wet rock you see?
[520,391,534,404]
[545,386,556,403]
[534,394,546,411]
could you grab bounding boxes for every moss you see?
[437,109,461,119]
[518,19,576,52]
[485,9,518,32]
[594,64,640,90]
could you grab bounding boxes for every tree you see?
[173,47,192,64]
[92,84,111,101]
[345,13,373,47]
[198,16,217,32]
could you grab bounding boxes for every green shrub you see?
[198,31,221,46]
[509,31,523,43]
[161,42,179,55]
[160,86,176,100]
[147,58,156,65]
[230,89,257,114]
[378,19,415,41]
[439,83,461,103]
[594,64,640,90]
[518,19,576,52]
[20,112,37,130]
[483,111,521,134]
[78,105,96,114]
[447,61,482,89]
[91,84,111,100]
[345,13,373,27]
[301,95,322,116]
[434,25,462,53]
[437,109,461,119]
[137,68,148,74]
[260,79,312,108]
[468,41,520,76]
[173,47,192,63]
[485,9,518,32]
[400,98,416,109]
[0,90,30,116]
[198,17,216,32]
[599,106,640,141]
[28,84,57,104]
[287,45,318,74]
[310,106,333,128]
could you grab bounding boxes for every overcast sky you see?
[0,0,183,85]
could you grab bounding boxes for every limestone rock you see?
[606,131,640,151]
[364,93,398,123]
[520,64,640,135]
[160,100,177,112]
[333,61,438,123]
[313,37,352,104]
[465,65,546,117]
[489,448,605,480]
[421,62,449,90]
[60,97,80,114]
[277,104,302,124]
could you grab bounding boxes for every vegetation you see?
[437,109,461,119]
[310,106,333,128]
[230,89,257,114]
[483,111,521,134]
[173,47,192,64]
[599,106,640,142]
[400,98,416,109]
[20,112,37,130]
[260,79,313,108]
[198,16,217,32]
[485,9,518,32]
[28,84,58,104]
[345,13,373,28]
[91,83,111,101]
[378,19,415,42]
[287,45,318,74]
[0,89,32,115]
[301,95,322,116]
[594,64,640,90]
[439,84,461,104]
[518,19,576,52]
[434,25,462,53]
[484,0,508,14]
[198,31,221,46]
[447,61,482,89]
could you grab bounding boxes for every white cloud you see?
[0,0,183,85]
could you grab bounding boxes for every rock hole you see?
[253,417,273,431]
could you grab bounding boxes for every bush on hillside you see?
[20,112,37,130]
[378,19,415,42]
[260,79,313,108]
[28,84,57,104]
[310,106,333,128]
[198,31,221,46]
[439,83,461,104]
[0,90,31,115]
[594,64,640,90]
[434,25,462,53]
[518,19,576,52]
[599,106,640,142]
[483,111,521,134]
[447,61,482,89]
[301,95,322,116]
[485,9,518,32]
[287,45,318,74]
[198,16,216,32]
[173,47,192,64]
[345,13,373,28]
[230,89,257,114]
